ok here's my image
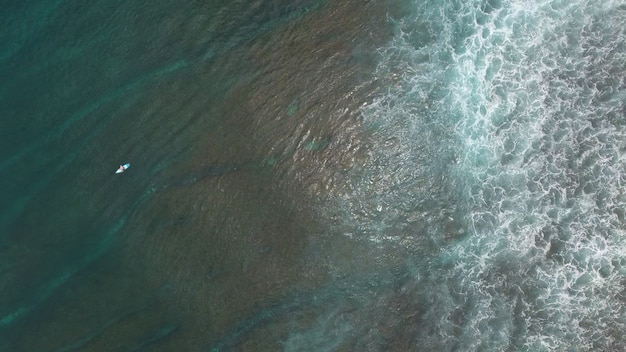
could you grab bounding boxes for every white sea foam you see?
[336,0,626,350]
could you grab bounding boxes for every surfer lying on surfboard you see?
[116,163,130,174]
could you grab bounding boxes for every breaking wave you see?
[335,0,626,350]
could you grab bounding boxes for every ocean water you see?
[1,0,625,351]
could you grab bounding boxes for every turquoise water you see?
[353,0,626,350]
[1,0,625,351]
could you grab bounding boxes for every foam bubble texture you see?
[343,0,626,350]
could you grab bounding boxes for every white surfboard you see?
[115,163,130,174]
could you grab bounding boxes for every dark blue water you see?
[2,0,625,351]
